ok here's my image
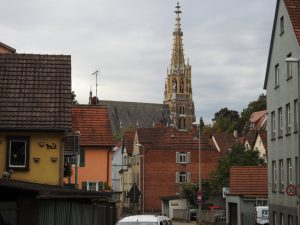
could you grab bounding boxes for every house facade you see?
[132,127,223,212]
[69,105,114,190]
[264,0,300,223]
[0,53,72,185]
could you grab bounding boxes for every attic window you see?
[280,16,284,35]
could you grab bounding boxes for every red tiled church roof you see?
[230,166,268,197]
[285,0,300,44]
[72,105,114,147]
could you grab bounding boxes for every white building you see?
[264,0,300,224]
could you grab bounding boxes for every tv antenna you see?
[91,69,99,104]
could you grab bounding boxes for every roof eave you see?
[264,0,280,90]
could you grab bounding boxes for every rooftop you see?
[0,53,71,131]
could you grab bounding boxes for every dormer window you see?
[280,16,284,35]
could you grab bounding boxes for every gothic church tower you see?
[164,3,195,130]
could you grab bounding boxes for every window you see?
[79,148,85,167]
[278,107,283,137]
[7,136,30,170]
[176,152,191,164]
[287,158,292,185]
[287,53,292,79]
[280,16,284,34]
[272,161,277,191]
[296,157,298,186]
[180,79,184,93]
[294,99,298,132]
[271,111,276,139]
[286,103,291,134]
[176,171,191,183]
[288,215,293,225]
[82,181,103,191]
[180,105,185,114]
[275,64,280,87]
[279,159,284,192]
[280,213,284,225]
[274,212,278,225]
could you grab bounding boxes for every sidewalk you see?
[172,221,197,225]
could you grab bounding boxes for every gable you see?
[264,0,300,89]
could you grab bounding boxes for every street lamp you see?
[285,57,300,225]
[192,121,201,224]
[136,143,145,214]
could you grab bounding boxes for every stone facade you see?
[164,3,195,131]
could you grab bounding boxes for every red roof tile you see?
[285,0,300,44]
[230,166,268,197]
[212,132,237,152]
[72,105,114,147]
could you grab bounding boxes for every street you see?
[172,221,196,225]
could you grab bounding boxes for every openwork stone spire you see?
[163,2,195,131]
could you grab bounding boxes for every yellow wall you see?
[0,131,64,185]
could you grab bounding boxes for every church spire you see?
[163,2,195,131]
[171,2,185,71]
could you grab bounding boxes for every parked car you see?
[116,215,173,225]
[254,206,269,225]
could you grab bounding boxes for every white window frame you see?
[287,53,292,79]
[279,160,284,192]
[275,64,280,87]
[271,111,276,139]
[287,158,292,185]
[294,99,298,132]
[272,161,277,191]
[176,152,191,164]
[87,181,99,191]
[278,107,283,137]
[286,103,291,134]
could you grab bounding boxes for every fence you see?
[173,209,189,221]
[200,210,226,225]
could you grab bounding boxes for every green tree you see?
[209,143,265,195]
[179,182,198,207]
[71,91,79,104]
[212,108,240,133]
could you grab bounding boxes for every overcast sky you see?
[1,0,276,123]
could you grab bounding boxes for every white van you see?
[116,215,173,225]
[254,206,269,225]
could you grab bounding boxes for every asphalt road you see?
[172,221,197,225]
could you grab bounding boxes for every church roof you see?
[100,100,171,134]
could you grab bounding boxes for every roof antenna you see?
[91,69,99,104]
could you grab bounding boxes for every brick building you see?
[131,127,223,212]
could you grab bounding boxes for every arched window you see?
[180,79,184,93]
[180,105,185,114]
[173,80,177,92]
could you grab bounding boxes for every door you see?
[229,203,238,225]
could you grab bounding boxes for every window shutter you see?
[187,152,191,163]
[82,181,87,190]
[99,182,104,191]
[187,172,191,183]
[176,152,179,163]
[176,172,179,183]
[79,148,85,167]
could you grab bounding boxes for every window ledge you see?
[278,136,283,139]
[280,31,284,36]
[272,190,277,193]
[279,190,285,194]
[271,137,276,141]
[274,85,280,90]
[287,76,293,81]
[294,130,298,134]
[285,133,291,137]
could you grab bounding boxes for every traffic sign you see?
[286,184,297,196]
